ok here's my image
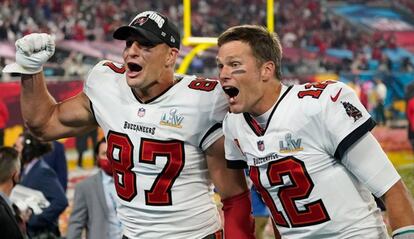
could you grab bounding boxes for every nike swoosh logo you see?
[330,88,342,102]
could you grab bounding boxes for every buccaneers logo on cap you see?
[133,17,148,26]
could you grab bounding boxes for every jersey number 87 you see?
[106,131,185,206]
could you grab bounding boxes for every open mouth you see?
[222,86,239,98]
[127,62,143,72]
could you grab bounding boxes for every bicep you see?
[40,92,98,140]
[206,136,248,199]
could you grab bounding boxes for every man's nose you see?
[219,66,231,83]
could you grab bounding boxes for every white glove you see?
[2,33,55,74]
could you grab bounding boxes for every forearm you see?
[214,169,248,199]
[210,162,255,238]
[207,137,248,198]
[384,180,414,231]
[209,160,254,238]
[211,167,255,238]
[21,73,58,136]
[206,137,254,238]
[221,190,255,239]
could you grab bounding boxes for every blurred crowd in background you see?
[0,0,413,75]
[0,1,413,238]
[0,0,414,124]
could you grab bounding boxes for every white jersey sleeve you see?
[319,81,376,159]
[196,76,228,151]
[321,82,400,196]
[342,132,400,197]
[320,81,399,196]
[223,113,248,168]
[83,60,125,117]
[84,60,113,96]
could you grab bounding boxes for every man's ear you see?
[166,48,179,68]
[11,170,20,185]
[261,61,275,81]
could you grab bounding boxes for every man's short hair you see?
[0,147,19,183]
[218,25,283,80]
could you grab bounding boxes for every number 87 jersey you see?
[224,81,395,239]
[84,61,227,239]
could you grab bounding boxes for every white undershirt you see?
[253,84,288,129]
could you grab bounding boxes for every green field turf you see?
[398,166,414,197]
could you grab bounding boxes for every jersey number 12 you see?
[250,156,330,227]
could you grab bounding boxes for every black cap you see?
[113,11,180,49]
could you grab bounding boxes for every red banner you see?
[0,80,84,127]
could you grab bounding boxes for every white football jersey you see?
[224,81,392,239]
[84,61,226,239]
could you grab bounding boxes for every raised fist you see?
[3,33,55,74]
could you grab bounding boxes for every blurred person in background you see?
[63,52,89,78]
[406,81,414,152]
[217,24,414,239]
[0,98,9,146]
[67,138,122,239]
[4,10,254,239]
[0,146,26,239]
[43,140,68,192]
[14,132,68,239]
[75,129,98,168]
[374,78,387,126]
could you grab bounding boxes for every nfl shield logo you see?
[137,108,146,117]
[257,140,265,151]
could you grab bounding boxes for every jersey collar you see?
[243,85,293,136]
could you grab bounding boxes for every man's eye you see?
[125,40,156,49]
[141,45,154,51]
[139,41,156,49]
[231,62,240,67]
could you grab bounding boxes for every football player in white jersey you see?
[3,11,255,239]
[216,25,414,239]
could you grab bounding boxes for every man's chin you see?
[229,105,244,114]
[126,76,143,87]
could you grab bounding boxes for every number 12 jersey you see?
[224,81,397,239]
